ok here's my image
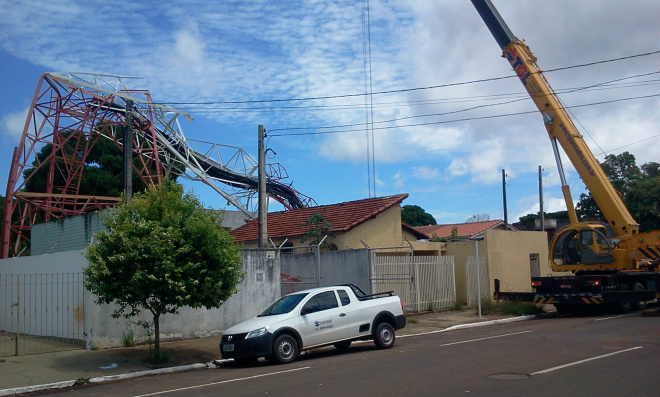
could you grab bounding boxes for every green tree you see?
[23,127,172,197]
[299,212,335,250]
[84,181,243,360]
[401,205,437,226]
[575,152,659,232]
[576,152,641,219]
[625,162,660,232]
[516,211,569,225]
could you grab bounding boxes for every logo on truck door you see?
[314,319,333,331]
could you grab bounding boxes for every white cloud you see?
[1,107,29,141]
[0,0,658,223]
[171,29,206,71]
[392,172,406,189]
[412,166,439,180]
[514,197,570,222]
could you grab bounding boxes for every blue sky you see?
[1,0,659,225]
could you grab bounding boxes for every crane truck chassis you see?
[472,0,660,314]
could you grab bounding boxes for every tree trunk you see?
[153,312,160,361]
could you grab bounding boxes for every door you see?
[299,290,348,347]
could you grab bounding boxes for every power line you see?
[159,50,660,106]
[267,93,660,137]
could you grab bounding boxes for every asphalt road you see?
[38,312,660,397]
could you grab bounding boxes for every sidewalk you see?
[0,310,534,396]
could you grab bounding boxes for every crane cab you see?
[550,224,614,271]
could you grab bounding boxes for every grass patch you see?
[480,298,544,316]
[121,327,136,347]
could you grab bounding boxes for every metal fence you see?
[371,254,456,312]
[0,273,86,357]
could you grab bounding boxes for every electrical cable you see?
[159,50,660,106]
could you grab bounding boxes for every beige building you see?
[231,194,445,255]
[445,229,554,304]
[232,197,561,305]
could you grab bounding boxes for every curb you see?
[0,361,230,397]
[399,315,536,338]
[0,316,536,396]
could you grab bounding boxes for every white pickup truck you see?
[220,284,406,364]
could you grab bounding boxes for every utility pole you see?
[258,125,267,248]
[123,100,133,203]
[502,169,508,229]
[539,165,544,231]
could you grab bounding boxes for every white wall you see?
[0,249,280,349]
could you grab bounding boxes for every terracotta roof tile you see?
[414,220,515,239]
[231,194,409,243]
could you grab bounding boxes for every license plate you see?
[560,284,573,289]
[223,344,234,352]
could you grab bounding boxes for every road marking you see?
[131,367,311,397]
[594,313,637,322]
[530,346,643,376]
[437,331,533,347]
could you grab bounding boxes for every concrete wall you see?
[483,229,549,294]
[31,213,106,255]
[445,229,550,303]
[445,239,484,304]
[31,210,250,255]
[0,249,280,350]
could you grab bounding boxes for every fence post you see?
[15,275,20,356]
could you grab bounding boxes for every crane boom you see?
[472,0,638,238]
[472,0,660,280]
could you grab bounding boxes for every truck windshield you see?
[258,293,308,316]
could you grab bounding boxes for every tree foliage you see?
[517,211,569,225]
[299,212,335,250]
[401,205,437,227]
[23,127,173,197]
[84,181,243,360]
[576,152,659,232]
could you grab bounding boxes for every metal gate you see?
[0,273,86,357]
[371,253,456,312]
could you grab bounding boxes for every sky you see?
[0,0,658,226]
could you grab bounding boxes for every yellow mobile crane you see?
[471,0,660,313]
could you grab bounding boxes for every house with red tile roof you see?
[414,220,516,240]
[231,194,443,254]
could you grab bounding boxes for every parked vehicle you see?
[471,0,660,313]
[220,284,406,364]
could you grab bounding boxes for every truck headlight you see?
[246,326,269,339]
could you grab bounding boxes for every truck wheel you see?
[373,322,395,349]
[631,282,647,311]
[615,284,631,314]
[272,334,298,364]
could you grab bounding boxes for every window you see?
[258,293,308,316]
[301,291,339,314]
[337,290,351,306]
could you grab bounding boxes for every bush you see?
[480,298,543,316]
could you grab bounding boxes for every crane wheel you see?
[631,282,647,311]
[615,284,631,314]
